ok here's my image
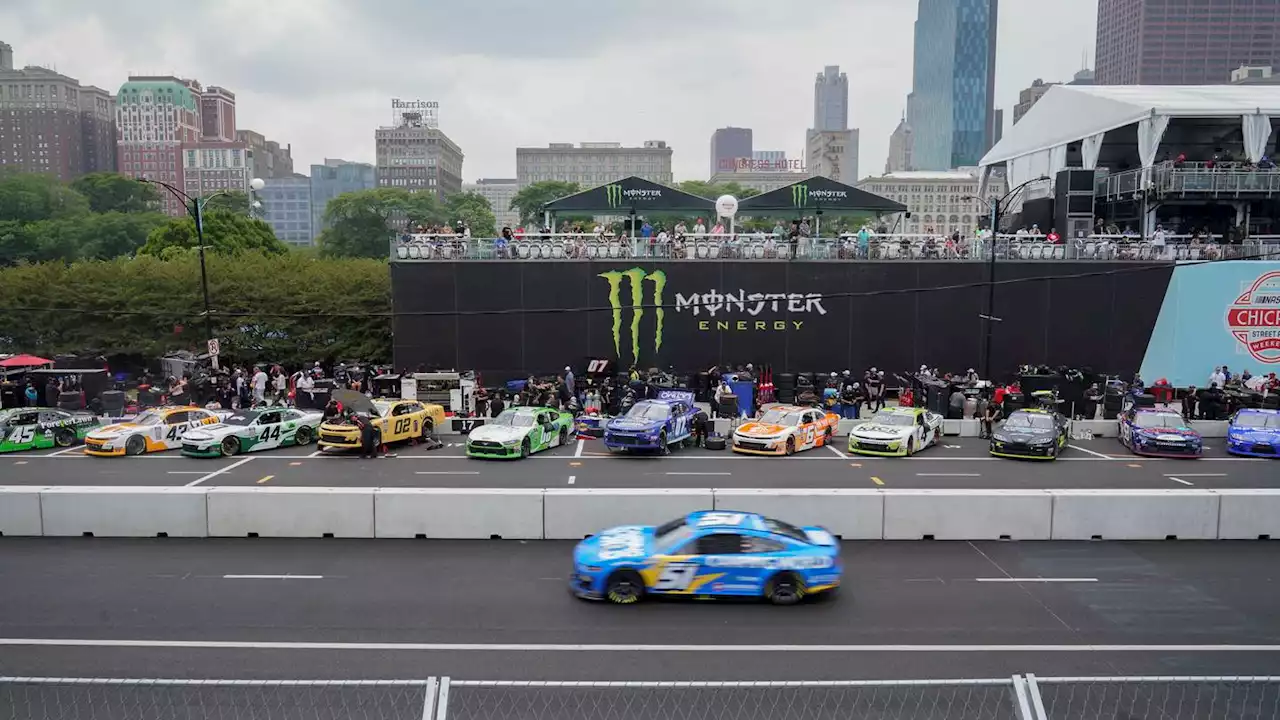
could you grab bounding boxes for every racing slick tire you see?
[906,438,915,456]
[559,428,569,448]
[823,427,834,447]
[765,572,805,606]
[124,435,146,456]
[705,436,727,451]
[220,436,241,457]
[605,570,645,605]
[420,420,434,444]
[294,426,314,446]
[520,437,531,459]
[53,428,76,448]
[785,437,795,456]
[659,430,669,455]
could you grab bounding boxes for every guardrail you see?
[391,234,1280,263]
[4,675,1276,719]
[1097,162,1280,201]
[2,486,1275,540]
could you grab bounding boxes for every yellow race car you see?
[84,406,222,457]
[317,389,446,452]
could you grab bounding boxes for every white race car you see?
[181,407,325,457]
[847,406,944,457]
[84,406,223,457]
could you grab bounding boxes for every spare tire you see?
[775,373,796,390]
[704,436,727,450]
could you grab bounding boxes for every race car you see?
[465,406,573,459]
[846,406,943,457]
[1118,407,1203,458]
[731,404,839,456]
[1225,408,1280,458]
[571,510,841,605]
[0,407,103,453]
[989,408,1070,460]
[317,389,446,452]
[603,391,698,454]
[83,406,221,456]
[180,407,325,457]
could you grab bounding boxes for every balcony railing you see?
[1095,162,1280,200]
[390,233,1280,263]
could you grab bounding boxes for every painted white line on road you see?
[826,445,849,459]
[574,439,584,458]
[3,638,1279,653]
[1168,477,1194,486]
[414,471,480,475]
[185,457,255,487]
[307,450,322,458]
[567,475,576,485]
[221,575,323,580]
[666,472,731,476]
[1164,473,1228,477]
[916,473,981,477]
[1069,444,1115,459]
[40,446,81,457]
[976,578,1098,583]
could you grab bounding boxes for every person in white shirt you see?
[252,367,268,406]
[273,370,288,405]
[1152,225,1167,258]
[1208,366,1226,389]
[693,219,706,236]
[295,372,315,408]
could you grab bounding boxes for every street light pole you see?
[979,176,1050,382]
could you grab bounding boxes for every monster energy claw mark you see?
[597,268,665,364]
[606,184,622,208]
[792,184,807,208]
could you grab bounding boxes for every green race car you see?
[180,408,325,457]
[0,407,103,453]
[466,406,574,459]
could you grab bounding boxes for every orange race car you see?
[731,405,841,456]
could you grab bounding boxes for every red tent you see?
[0,354,52,368]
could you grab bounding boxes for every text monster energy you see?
[598,268,666,364]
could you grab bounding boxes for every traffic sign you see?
[207,338,221,357]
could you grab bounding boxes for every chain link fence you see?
[3,675,1279,720]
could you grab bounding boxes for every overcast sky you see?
[2,0,1097,183]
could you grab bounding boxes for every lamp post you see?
[138,177,266,355]
[978,176,1049,382]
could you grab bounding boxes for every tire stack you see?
[57,390,83,411]
[774,373,796,404]
[1102,386,1125,420]
[100,390,126,417]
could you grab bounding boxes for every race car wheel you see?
[823,428,834,446]
[906,438,915,456]
[420,420,434,443]
[294,426,314,446]
[605,570,645,605]
[520,437,531,458]
[53,428,75,447]
[220,436,241,457]
[785,437,795,456]
[124,435,146,456]
[659,431,669,455]
[559,428,568,448]
[766,572,805,606]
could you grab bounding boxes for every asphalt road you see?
[1,436,1275,489]
[0,539,1278,683]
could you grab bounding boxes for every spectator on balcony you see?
[1152,225,1167,257]
[694,218,706,236]
[1046,228,1060,244]
[1259,156,1275,170]
[640,220,653,243]
[710,220,726,238]
[1209,366,1226,388]
[1173,152,1187,169]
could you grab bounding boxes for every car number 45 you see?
[653,563,699,591]
[6,427,36,444]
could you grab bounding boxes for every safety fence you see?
[2,676,1277,719]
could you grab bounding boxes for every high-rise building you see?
[516,141,673,188]
[310,158,376,235]
[752,150,787,167]
[709,128,753,176]
[375,110,464,199]
[258,174,313,246]
[813,65,849,132]
[0,41,117,181]
[462,178,519,230]
[1096,0,1280,85]
[907,0,998,170]
[1013,79,1056,125]
[856,168,1007,236]
[806,129,859,185]
[117,76,202,215]
[237,129,294,179]
[1232,65,1280,85]
[179,80,251,204]
[886,115,913,173]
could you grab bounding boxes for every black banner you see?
[392,261,1173,381]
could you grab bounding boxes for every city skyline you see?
[3,0,1098,183]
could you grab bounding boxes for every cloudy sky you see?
[3,0,1096,183]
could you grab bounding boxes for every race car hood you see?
[182,424,240,442]
[332,389,380,417]
[1133,426,1200,441]
[1227,427,1280,443]
[575,525,653,565]
[992,426,1056,443]
[87,423,147,439]
[849,423,913,441]
[467,424,528,443]
[606,417,663,432]
[735,422,789,438]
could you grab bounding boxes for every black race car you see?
[989,408,1070,460]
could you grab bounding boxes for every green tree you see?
[202,190,252,216]
[445,191,497,237]
[140,210,287,257]
[317,187,448,259]
[69,173,160,214]
[0,172,90,223]
[509,180,580,226]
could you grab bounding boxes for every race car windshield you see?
[1005,414,1054,430]
[131,411,164,426]
[626,403,670,421]
[222,415,257,426]
[491,411,534,427]
[653,522,694,554]
[1134,413,1191,430]
[1235,414,1280,429]
[758,410,801,426]
[868,411,914,427]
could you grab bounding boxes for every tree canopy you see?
[140,210,287,258]
[316,187,453,258]
[444,191,497,238]
[69,172,161,214]
[509,180,580,226]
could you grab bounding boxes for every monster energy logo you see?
[791,184,848,208]
[605,185,661,208]
[606,184,623,208]
[598,268,666,365]
[791,184,808,208]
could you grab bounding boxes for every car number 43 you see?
[653,563,699,591]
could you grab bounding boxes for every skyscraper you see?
[886,115,913,173]
[907,0,999,170]
[813,65,849,131]
[1095,0,1280,85]
[117,77,202,215]
[709,127,752,176]
[375,110,464,199]
[310,158,375,235]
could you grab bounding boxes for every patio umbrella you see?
[0,354,53,368]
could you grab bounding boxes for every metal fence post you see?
[1011,675,1036,720]
[1024,674,1050,720]
[420,677,439,720]
[434,676,450,720]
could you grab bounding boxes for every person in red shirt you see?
[993,386,1008,405]
[1046,228,1061,244]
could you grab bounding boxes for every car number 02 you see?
[6,427,35,444]
[653,563,698,591]
[394,418,412,435]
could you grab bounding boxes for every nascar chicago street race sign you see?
[1227,270,1280,364]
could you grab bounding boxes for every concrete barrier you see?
[375,488,543,539]
[883,489,1053,540]
[1073,419,1228,439]
[1050,489,1220,540]
[206,487,375,538]
[0,487,43,536]
[544,488,713,539]
[40,487,209,537]
[712,489,883,539]
[1215,490,1280,540]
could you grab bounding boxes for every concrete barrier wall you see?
[884,490,1053,540]
[713,489,884,539]
[1050,489,1221,540]
[544,488,713,539]
[376,488,543,539]
[207,487,375,538]
[0,487,43,536]
[1073,419,1228,438]
[41,487,209,537]
[1215,490,1280,540]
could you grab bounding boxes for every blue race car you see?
[1226,408,1280,458]
[1118,407,1203,458]
[570,510,842,605]
[602,391,697,454]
